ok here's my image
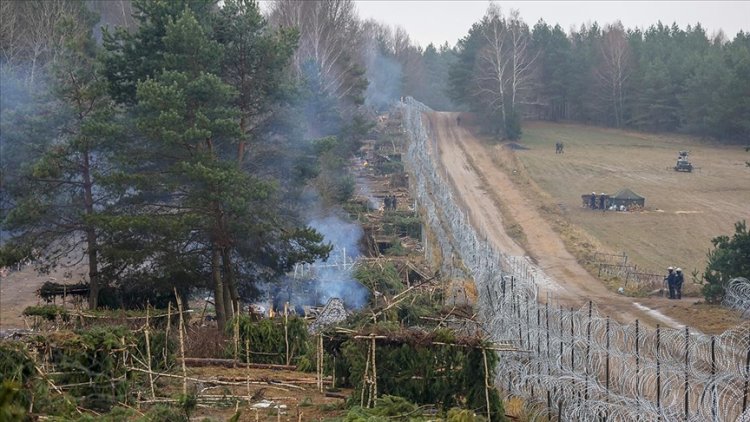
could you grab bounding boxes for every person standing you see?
[674,268,684,299]
[664,267,676,299]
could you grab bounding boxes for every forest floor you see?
[427,112,746,334]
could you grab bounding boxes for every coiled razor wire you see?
[398,97,750,421]
[725,278,750,318]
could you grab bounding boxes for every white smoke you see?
[363,40,403,112]
[307,215,369,309]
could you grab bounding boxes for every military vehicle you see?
[674,150,693,172]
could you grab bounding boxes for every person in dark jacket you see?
[674,268,684,299]
[665,267,676,299]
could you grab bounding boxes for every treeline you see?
[0,0,387,331]
[441,5,750,140]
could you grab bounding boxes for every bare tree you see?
[0,0,21,68]
[506,10,538,112]
[269,0,362,100]
[476,5,508,123]
[0,0,88,88]
[595,22,632,127]
[474,5,537,136]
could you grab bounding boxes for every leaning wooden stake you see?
[144,303,156,399]
[482,347,492,422]
[360,338,370,407]
[164,301,172,368]
[174,288,187,395]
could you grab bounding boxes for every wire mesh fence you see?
[399,98,750,421]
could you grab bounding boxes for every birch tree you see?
[0,0,92,88]
[595,22,632,127]
[473,5,537,139]
[269,0,364,102]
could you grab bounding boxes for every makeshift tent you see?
[609,188,645,208]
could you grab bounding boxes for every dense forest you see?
[443,5,749,140]
[1,0,748,322]
[0,0,381,332]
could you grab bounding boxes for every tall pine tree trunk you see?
[212,246,226,331]
[86,229,99,309]
[223,281,233,321]
[82,150,99,309]
[221,248,239,310]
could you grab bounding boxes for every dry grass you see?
[514,121,750,287]
[488,142,607,277]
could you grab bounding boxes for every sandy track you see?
[427,111,688,328]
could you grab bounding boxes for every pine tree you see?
[2,7,120,308]
[101,5,330,328]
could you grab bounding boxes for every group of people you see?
[383,194,398,211]
[664,266,684,299]
[588,192,608,210]
[555,142,565,154]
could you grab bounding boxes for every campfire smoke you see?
[260,213,369,316]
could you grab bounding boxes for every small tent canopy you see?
[610,188,645,208]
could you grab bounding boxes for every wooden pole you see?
[164,301,171,368]
[360,338,370,408]
[371,335,377,406]
[246,338,251,402]
[482,347,492,422]
[318,333,323,393]
[285,302,290,366]
[145,303,156,399]
[233,302,240,367]
[174,288,187,396]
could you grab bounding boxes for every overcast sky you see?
[354,1,750,48]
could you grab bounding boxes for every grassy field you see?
[515,121,750,285]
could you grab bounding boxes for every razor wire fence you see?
[725,278,750,318]
[398,97,750,421]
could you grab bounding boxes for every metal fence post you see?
[744,329,750,415]
[656,324,661,413]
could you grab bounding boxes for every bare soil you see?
[178,366,349,421]
[427,111,744,333]
[0,263,87,330]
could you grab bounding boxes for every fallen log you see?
[178,357,296,370]
[325,392,348,399]
[216,376,329,385]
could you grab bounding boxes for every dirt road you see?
[427,111,701,329]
